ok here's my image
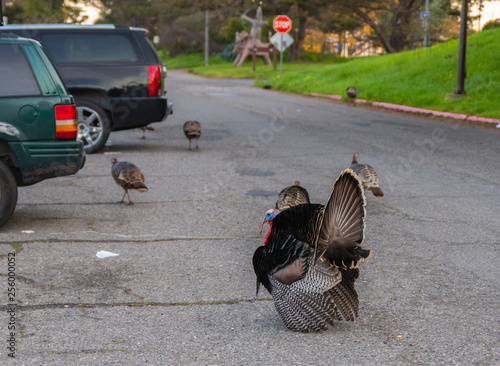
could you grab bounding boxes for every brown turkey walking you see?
[254,169,371,332]
[140,124,155,139]
[275,181,310,211]
[111,158,148,205]
[346,86,357,99]
[183,121,201,150]
[350,152,384,198]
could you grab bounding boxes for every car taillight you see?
[55,105,78,140]
[148,65,161,97]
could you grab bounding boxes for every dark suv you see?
[0,35,85,227]
[2,24,173,153]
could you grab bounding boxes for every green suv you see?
[0,35,85,227]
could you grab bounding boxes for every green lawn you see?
[161,28,500,119]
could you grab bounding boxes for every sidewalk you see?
[310,92,500,128]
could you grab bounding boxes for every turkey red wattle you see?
[263,223,272,244]
[261,208,280,244]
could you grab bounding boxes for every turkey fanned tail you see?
[316,169,371,269]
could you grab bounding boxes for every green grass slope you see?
[161,28,500,119]
[261,28,500,119]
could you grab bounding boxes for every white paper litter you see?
[96,250,119,258]
[496,123,500,128]
[21,230,34,234]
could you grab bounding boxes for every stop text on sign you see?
[273,15,292,33]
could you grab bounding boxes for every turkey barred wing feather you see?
[326,268,360,321]
[270,259,342,332]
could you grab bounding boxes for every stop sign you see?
[273,15,292,33]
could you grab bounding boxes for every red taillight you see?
[148,65,161,97]
[55,104,78,140]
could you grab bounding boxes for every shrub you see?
[482,19,500,31]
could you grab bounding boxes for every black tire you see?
[76,100,111,154]
[0,160,18,228]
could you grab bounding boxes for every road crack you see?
[0,298,272,311]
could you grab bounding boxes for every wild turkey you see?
[274,181,310,212]
[111,158,148,205]
[346,86,357,99]
[183,120,201,150]
[350,152,384,198]
[254,169,371,332]
[140,124,155,139]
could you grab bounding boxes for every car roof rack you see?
[0,24,149,33]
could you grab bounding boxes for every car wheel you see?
[0,160,18,228]
[76,100,111,154]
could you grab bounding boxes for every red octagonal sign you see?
[273,15,292,33]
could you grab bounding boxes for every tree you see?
[4,0,83,23]
[264,0,335,60]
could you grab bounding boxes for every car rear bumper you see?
[9,140,86,186]
[166,100,173,116]
[109,96,173,131]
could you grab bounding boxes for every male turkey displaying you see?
[111,158,148,205]
[183,120,201,150]
[275,181,310,211]
[254,169,371,332]
[350,152,384,198]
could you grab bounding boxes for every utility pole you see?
[423,0,430,47]
[446,0,468,100]
[455,0,468,95]
[205,8,209,66]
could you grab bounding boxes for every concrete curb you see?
[310,92,500,128]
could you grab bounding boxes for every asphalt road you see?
[1,69,499,365]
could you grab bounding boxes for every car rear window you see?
[41,33,141,65]
[0,44,41,97]
[137,33,162,64]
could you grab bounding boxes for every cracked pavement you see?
[0,70,499,365]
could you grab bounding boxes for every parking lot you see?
[0,69,499,365]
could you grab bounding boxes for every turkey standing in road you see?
[254,169,371,332]
[111,158,148,205]
[346,86,357,100]
[275,181,310,211]
[140,124,155,139]
[183,121,201,150]
[350,152,384,198]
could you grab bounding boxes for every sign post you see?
[272,15,292,74]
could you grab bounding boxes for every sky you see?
[471,1,500,30]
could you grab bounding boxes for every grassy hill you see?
[162,28,500,119]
